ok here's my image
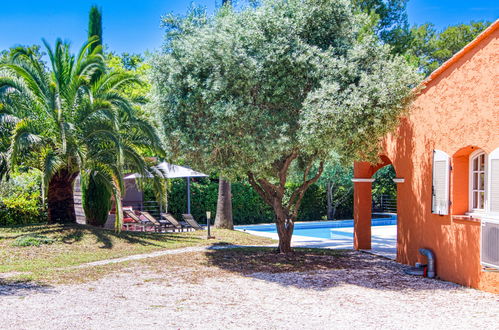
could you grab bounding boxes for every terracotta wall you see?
[355,26,499,293]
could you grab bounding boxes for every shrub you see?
[0,171,47,226]
[82,172,112,227]
[11,234,55,247]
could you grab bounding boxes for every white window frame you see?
[469,149,487,214]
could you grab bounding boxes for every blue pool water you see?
[236,214,397,240]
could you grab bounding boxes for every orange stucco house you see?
[353,20,499,293]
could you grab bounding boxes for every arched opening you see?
[353,156,399,259]
[370,164,398,259]
[372,165,397,214]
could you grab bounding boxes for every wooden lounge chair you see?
[161,213,189,232]
[140,211,176,232]
[181,214,204,230]
[123,209,147,231]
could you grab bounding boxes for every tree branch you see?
[301,160,313,185]
[247,171,273,206]
[258,177,281,198]
[277,151,298,190]
[288,161,324,218]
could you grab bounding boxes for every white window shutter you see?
[488,148,499,213]
[432,150,450,215]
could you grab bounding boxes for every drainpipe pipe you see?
[419,248,436,278]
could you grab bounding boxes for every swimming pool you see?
[236,214,397,240]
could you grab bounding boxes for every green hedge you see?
[155,178,352,225]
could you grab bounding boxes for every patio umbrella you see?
[124,162,208,214]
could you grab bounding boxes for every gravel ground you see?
[0,250,498,330]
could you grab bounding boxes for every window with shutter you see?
[432,150,450,215]
[469,150,487,212]
[488,148,499,214]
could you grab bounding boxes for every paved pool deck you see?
[237,224,397,260]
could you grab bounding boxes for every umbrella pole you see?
[187,177,191,214]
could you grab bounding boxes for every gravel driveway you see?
[1,250,497,330]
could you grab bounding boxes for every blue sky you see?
[0,0,497,54]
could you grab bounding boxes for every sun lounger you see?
[139,211,176,232]
[161,213,189,232]
[123,209,148,231]
[181,214,204,230]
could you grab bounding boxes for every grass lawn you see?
[0,224,275,282]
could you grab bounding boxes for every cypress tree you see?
[84,5,112,227]
[88,5,102,54]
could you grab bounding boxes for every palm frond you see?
[0,113,20,125]
[40,148,64,195]
[8,119,42,165]
[0,64,46,102]
[125,117,164,153]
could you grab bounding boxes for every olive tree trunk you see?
[247,152,324,253]
[274,202,294,253]
[214,177,233,229]
[47,169,79,224]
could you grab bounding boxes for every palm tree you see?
[0,38,163,227]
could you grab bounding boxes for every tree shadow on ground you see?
[0,279,53,296]
[0,224,203,249]
[87,226,202,249]
[55,225,194,249]
[203,247,462,292]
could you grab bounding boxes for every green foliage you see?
[119,53,144,71]
[0,38,164,227]
[407,21,491,76]
[289,158,354,219]
[0,45,44,65]
[165,178,218,222]
[147,178,351,225]
[106,52,152,113]
[155,178,274,225]
[153,0,419,175]
[353,0,412,54]
[372,164,396,199]
[289,183,324,220]
[88,6,103,54]
[0,170,47,226]
[82,171,112,226]
[11,234,55,247]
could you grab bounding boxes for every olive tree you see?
[151,0,419,252]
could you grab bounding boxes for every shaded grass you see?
[0,224,275,279]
